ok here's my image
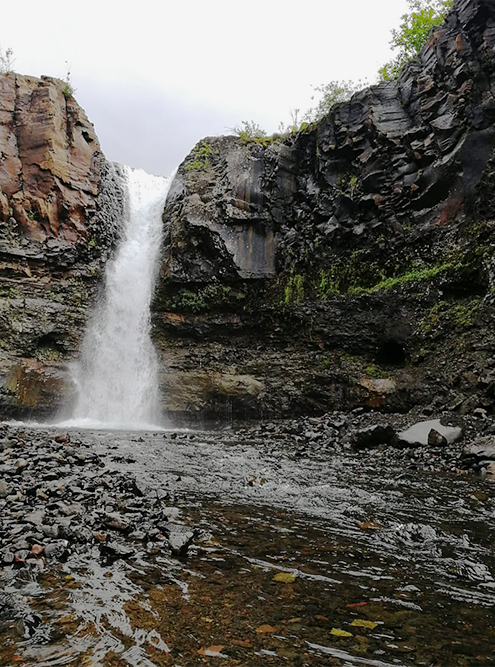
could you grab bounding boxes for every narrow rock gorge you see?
[1,0,495,422]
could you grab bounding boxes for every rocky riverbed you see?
[0,412,494,666]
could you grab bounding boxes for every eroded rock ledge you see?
[0,74,124,418]
[156,0,495,420]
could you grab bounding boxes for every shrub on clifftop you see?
[379,0,454,80]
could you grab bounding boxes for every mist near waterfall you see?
[63,166,170,430]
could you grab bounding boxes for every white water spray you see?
[65,166,170,429]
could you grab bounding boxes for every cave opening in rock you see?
[376,340,406,366]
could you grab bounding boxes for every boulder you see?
[395,420,463,447]
[352,424,396,450]
[462,437,495,462]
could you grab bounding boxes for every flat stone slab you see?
[396,420,463,447]
[463,437,495,461]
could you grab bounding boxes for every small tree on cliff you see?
[0,46,14,75]
[379,0,454,80]
[303,80,368,122]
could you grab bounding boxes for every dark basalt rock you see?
[2,0,495,421]
[155,0,495,420]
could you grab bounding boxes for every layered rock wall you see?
[2,0,495,421]
[0,74,124,418]
[156,0,495,420]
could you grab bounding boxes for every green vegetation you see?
[348,261,462,295]
[420,299,480,334]
[283,269,305,305]
[184,141,218,171]
[0,46,14,75]
[26,207,39,222]
[379,0,454,80]
[35,346,62,362]
[365,364,389,378]
[62,63,76,99]
[231,120,268,143]
[316,249,385,299]
[296,249,475,304]
[166,283,233,313]
[336,172,359,198]
[304,80,367,122]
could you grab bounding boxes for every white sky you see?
[1,0,410,175]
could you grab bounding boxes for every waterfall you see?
[65,166,170,429]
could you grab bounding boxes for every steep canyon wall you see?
[155,0,495,420]
[2,0,495,421]
[0,74,123,417]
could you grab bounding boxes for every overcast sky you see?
[2,0,410,176]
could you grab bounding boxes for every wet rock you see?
[103,512,131,533]
[0,479,10,498]
[0,593,19,627]
[427,429,448,447]
[23,510,45,526]
[2,551,14,565]
[352,425,396,450]
[463,437,495,462]
[43,540,69,561]
[486,462,495,480]
[99,541,135,566]
[165,524,198,557]
[128,530,146,541]
[161,507,181,521]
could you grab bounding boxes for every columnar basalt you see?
[156,0,495,420]
[2,0,495,421]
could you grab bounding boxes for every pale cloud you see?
[1,0,410,175]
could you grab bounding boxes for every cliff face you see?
[0,74,123,418]
[156,0,495,420]
[2,0,495,422]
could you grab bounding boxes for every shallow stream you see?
[1,423,494,666]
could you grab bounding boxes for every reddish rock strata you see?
[0,74,101,243]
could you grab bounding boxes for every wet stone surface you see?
[0,412,494,666]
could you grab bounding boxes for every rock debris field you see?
[0,411,494,666]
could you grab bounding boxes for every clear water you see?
[1,423,494,666]
[65,166,170,430]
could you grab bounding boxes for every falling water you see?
[66,166,170,429]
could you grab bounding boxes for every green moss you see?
[420,298,480,335]
[35,346,62,362]
[365,364,389,378]
[166,283,234,313]
[315,250,385,298]
[336,171,359,198]
[349,262,463,295]
[239,133,275,147]
[284,269,305,305]
[184,141,218,172]
[320,356,331,369]
[453,302,479,327]
[26,207,39,222]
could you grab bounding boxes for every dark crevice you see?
[12,73,24,192]
[376,340,407,366]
